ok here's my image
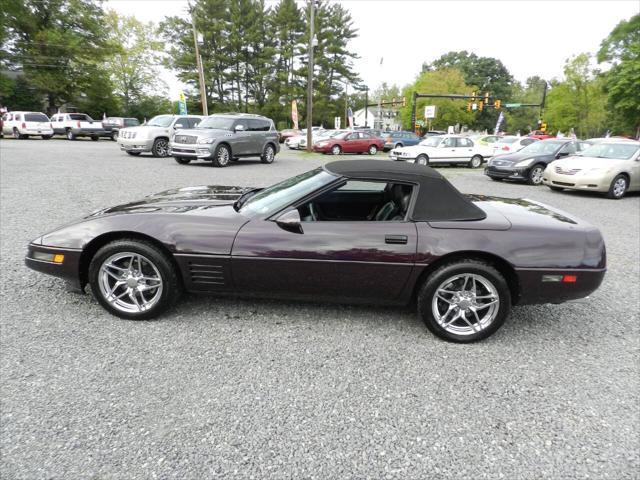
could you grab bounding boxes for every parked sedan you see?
[493,136,538,155]
[278,129,301,143]
[383,131,422,151]
[24,160,605,343]
[390,135,493,168]
[542,140,640,199]
[313,131,384,155]
[485,139,590,185]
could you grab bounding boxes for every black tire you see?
[368,144,378,155]
[261,143,276,164]
[330,144,342,155]
[88,239,181,320]
[394,142,404,149]
[66,129,76,141]
[13,128,24,139]
[417,259,511,343]
[606,174,628,199]
[490,177,503,182]
[548,185,563,191]
[527,164,545,185]
[111,131,119,141]
[212,144,231,167]
[174,157,191,165]
[41,135,52,140]
[151,137,169,157]
[416,154,429,166]
[91,136,99,141]
[126,151,141,156]
[468,155,483,169]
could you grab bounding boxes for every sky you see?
[107,0,639,100]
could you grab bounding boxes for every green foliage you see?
[398,69,475,130]
[545,54,607,138]
[597,14,640,136]
[504,76,547,134]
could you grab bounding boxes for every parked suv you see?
[102,117,140,141]
[169,113,280,167]
[117,114,203,157]
[2,111,53,139]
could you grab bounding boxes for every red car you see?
[528,130,555,140]
[313,131,384,155]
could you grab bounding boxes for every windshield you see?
[146,115,173,127]
[519,141,564,155]
[25,113,49,122]
[239,168,336,216]
[197,116,235,130]
[419,136,443,147]
[69,114,91,121]
[580,143,640,160]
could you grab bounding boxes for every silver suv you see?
[169,113,280,167]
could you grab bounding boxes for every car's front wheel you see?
[88,239,181,320]
[111,131,119,141]
[91,136,99,141]
[527,164,545,185]
[212,144,231,167]
[331,145,342,155]
[151,138,169,157]
[468,155,483,169]
[261,143,276,164]
[417,260,511,342]
[607,174,628,199]
[368,145,378,155]
[13,128,24,139]
[174,157,191,165]
[416,154,429,166]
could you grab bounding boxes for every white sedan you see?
[389,135,494,168]
[492,136,538,156]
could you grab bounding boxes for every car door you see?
[341,132,358,153]
[455,137,474,160]
[231,181,418,302]
[231,119,251,155]
[432,137,456,164]
[247,118,267,154]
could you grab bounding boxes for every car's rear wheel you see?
[261,143,276,164]
[174,157,191,165]
[151,138,169,157]
[88,239,181,320]
[126,151,141,156]
[527,164,545,185]
[212,144,231,167]
[13,128,24,139]
[607,174,628,199]
[368,145,378,155]
[468,155,483,169]
[66,129,76,140]
[331,145,342,155]
[417,260,511,342]
[416,154,429,166]
[91,136,99,141]
[111,131,119,141]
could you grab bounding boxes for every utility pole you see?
[344,82,348,129]
[306,0,315,152]
[364,86,368,128]
[191,9,208,116]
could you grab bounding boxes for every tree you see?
[4,0,109,114]
[423,51,515,131]
[597,14,640,136]
[103,10,167,115]
[545,54,607,138]
[398,69,475,130]
[505,76,547,134]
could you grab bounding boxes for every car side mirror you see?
[175,123,186,129]
[275,209,303,234]
[235,124,245,132]
[557,151,569,158]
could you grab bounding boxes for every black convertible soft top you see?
[324,160,487,222]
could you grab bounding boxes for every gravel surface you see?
[1,138,639,479]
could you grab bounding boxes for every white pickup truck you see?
[51,113,107,141]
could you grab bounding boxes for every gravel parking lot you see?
[1,138,639,479]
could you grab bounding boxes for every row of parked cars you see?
[1,111,139,141]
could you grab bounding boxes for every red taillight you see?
[502,145,509,151]
[562,275,577,283]
[77,121,81,128]
[22,122,26,129]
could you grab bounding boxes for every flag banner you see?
[347,107,354,130]
[494,111,504,134]
[291,100,299,130]
[178,91,187,115]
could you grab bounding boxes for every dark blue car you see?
[383,131,421,151]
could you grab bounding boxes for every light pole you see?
[305,0,316,152]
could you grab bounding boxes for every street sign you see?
[424,105,437,119]
[505,103,521,108]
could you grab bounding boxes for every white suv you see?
[1,111,53,139]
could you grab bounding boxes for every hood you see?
[553,155,631,170]
[175,128,234,139]
[87,185,257,217]
[490,151,553,164]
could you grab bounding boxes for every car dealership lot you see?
[1,139,639,479]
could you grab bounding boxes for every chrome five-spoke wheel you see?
[431,273,499,336]
[98,252,163,314]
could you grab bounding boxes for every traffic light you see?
[392,97,396,107]
[484,92,489,104]
[466,103,472,112]
[478,101,484,111]
[494,100,501,109]
[402,97,406,107]
[540,122,547,132]
[471,91,476,100]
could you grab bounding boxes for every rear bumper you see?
[25,244,83,289]
[21,128,54,135]
[71,128,107,137]
[515,267,606,305]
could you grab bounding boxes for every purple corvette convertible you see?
[26,160,606,342]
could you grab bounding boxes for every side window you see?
[174,117,188,129]
[234,120,248,131]
[299,181,414,222]
[521,138,535,146]
[187,117,201,128]
[559,143,577,154]
[578,142,590,151]
[15,114,21,121]
[456,138,471,147]
[346,133,358,140]
[442,137,455,147]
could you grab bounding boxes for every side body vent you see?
[175,255,231,292]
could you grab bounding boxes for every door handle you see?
[385,235,408,244]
